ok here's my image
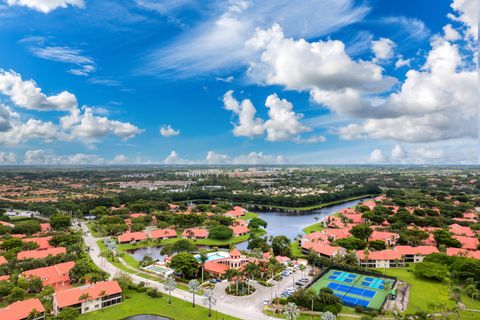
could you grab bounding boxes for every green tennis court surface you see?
[309,269,395,310]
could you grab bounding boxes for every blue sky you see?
[0,0,477,165]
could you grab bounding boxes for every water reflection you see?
[254,198,366,240]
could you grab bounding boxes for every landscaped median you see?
[79,289,239,320]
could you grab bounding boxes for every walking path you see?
[81,221,279,320]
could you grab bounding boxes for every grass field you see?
[79,289,239,320]
[378,267,456,313]
[302,222,325,234]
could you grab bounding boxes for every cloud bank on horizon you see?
[0,0,477,165]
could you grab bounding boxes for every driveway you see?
[80,221,280,320]
[213,268,310,314]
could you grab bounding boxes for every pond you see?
[128,246,165,262]
[123,315,171,320]
[128,245,212,261]
[254,198,368,240]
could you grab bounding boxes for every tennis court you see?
[309,269,395,310]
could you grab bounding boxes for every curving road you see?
[80,221,280,320]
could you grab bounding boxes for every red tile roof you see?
[150,229,177,239]
[394,245,439,255]
[446,248,480,259]
[357,249,402,261]
[22,261,75,287]
[229,225,250,235]
[181,228,208,238]
[204,261,230,275]
[0,275,9,282]
[449,224,475,237]
[17,247,67,260]
[322,228,351,240]
[118,231,148,243]
[303,231,330,243]
[0,256,7,265]
[0,221,14,228]
[453,235,478,250]
[229,248,241,257]
[342,213,363,224]
[369,231,399,242]
[0,298,45,320]
[40,223,51,232]
[55,280,122,308]
[225,206,246,217]
[23,236,53,250]
[130,213,147,218]
[302,242,344,257]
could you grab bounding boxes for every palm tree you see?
[79,292,91,311]
[98,289,107,301]
[188,279,200,307]
[27,308,39,320]
[244,262,259,294]
[225,268,240,295]
[202,288,217,317]
[284,302,300,320]
[363,246,370,271]
[164,275,176,304]
[299,264,306,278]
[199,250,208,283]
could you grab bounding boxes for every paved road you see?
[213,268,308,313]
[80,221,280,320]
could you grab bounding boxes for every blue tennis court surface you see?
[327,271,358,283]
[310,269,394,310]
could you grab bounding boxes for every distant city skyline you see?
[0,0,477,165]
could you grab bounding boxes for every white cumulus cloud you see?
[160,125,180,137]
[0,152,16,164]
[371,37,396,62]
[5,0,84,13]
[223,90,321,143]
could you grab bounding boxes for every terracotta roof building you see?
[17,247,67,260]
[149,229,177,239]
[181,228,209,239]
[449,224,475,237]
[23,236,53,250]
[40,223,52,233]
[453,235,479,250]
[117,231,148,244]
[356,250,404,268]
[229,225,250,236]
[301,242,346,259]
[0,255,7,265]
[394,245,439,262]
[224,206,246,218]
[0,298,45,320]
[53,280,122,315]
[446,248,480,259]
[369,231,400,246]
[22,261,75,288]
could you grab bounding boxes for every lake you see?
[254,198,367,240]
[128,197,367,256]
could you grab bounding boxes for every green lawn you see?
[80,289,239,320]
[239,211,259,220]
[302,222,324,234]
[290,241,304,258]
[378,267,456,313]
